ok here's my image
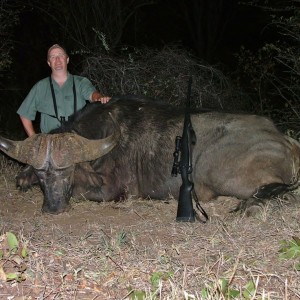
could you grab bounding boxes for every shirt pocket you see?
[64,95,74,102]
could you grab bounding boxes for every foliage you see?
[129,270,173,299]
[82,46,246,110]
[0,232,28,282]
[101,230,128,256]
[235,1,300,132]
[150,271,173,290]
[129,289,147,300]
[279,236,300,270]
[201,278,256,299]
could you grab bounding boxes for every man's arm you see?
[20,116,36,137]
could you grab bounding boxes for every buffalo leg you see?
[16,165,39,191]
[73,163,124,201]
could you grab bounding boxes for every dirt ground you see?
[0,157,300,300]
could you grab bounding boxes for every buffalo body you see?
[1,95,299,214]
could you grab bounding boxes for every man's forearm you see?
[20,116,36,137]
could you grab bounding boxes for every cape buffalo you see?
[0,95,300,215]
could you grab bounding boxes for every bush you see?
[234,2,300,133]
[81,46,247,111]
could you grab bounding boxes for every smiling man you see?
[17,44,110,136]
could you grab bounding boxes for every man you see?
[17,44,110,136]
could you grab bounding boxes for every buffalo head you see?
[0,128,119,214]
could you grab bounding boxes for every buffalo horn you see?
[0,134,49,168]
[0,114,120,169]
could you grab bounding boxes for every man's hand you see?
[98,96,111,103]
[91,91,111,103]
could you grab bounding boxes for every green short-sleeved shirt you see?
[17,73,96,133]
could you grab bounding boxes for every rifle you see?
[171,77,208,222]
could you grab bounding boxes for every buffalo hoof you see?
[282,192,300,204]
[16,165,38,191]
[231,197,267,217]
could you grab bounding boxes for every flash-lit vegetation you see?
[81,46,246,110]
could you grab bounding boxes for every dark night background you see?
[12,1,269,84]
[0,0,299,137]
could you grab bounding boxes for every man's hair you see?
[47,44,68,59]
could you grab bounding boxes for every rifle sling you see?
[192,188,209,222]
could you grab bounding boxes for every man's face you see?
[47,47,69,72]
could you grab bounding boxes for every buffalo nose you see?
[42,203,70,214]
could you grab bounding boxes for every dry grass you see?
[0,154,300,299]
